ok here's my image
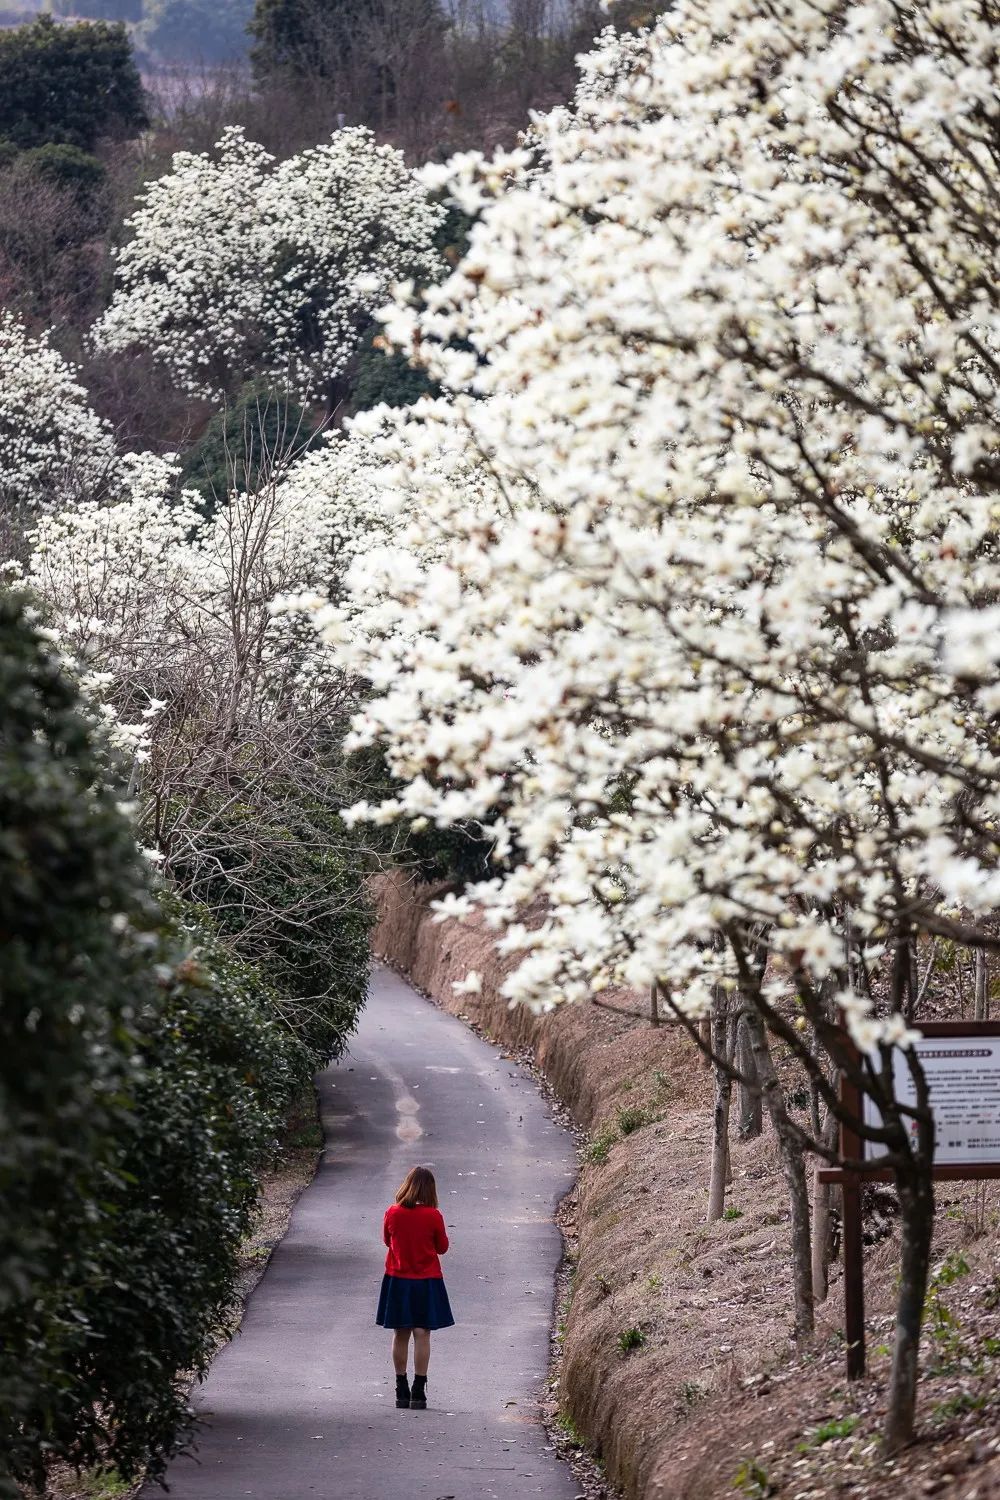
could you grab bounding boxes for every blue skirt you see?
[376,1274,455,1331]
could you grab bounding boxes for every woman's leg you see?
[392,1327,412,1375]
[413,1327,431,1377]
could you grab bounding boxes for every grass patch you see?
[732,1459,774,1497]
[617,1324,645,1355]
[798,1415,859,1450]
[79,1471,132,1500]
[933,1391,986,1422]
[556,1410,584,1446]
[616,1104,651,1135]
[585,1126,618,1164]
[722,1205,743,1221]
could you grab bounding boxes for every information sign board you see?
[825,1021,1000,1382]
[863,1030,1000,1166]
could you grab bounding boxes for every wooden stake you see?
[842,1171,866,1378]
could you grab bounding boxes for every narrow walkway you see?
[142,964,579,1500]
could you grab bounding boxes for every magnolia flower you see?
[452,970,483,995]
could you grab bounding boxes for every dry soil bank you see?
[373,870,1000,1500]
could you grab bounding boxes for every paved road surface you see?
[143,964,579,1500]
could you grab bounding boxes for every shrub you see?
[21,141,107,201]
[175,795,371,1063]
[0,591,158,1494]
[3,889,315,1489]
[66,899,313,1484]
[0,594,321,1492]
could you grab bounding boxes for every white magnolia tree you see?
[93,126,445,410]
[291,0,1000,1449]
[0,312,118,535]
[26,432,376,1017]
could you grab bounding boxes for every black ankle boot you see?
[410,1374,427,1410]
[395,1374,410,1409]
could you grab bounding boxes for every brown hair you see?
[395,1165,438,1209]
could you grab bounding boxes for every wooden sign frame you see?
[819,1021,1000,1377]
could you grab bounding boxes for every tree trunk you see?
[706,990,733,1221]
[811,1112,839,1305]
[650,979,661,1027]
[975,950,989,1021]
[884,1166,935,1453]
[736,1012,762,1139]
[745,1009,814,1339]
[699,1014,712,1068]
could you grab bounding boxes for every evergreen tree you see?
[249,0,362,79]
[0,16,147,152]
[249,0,444,87]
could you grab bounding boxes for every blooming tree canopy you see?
[26,422,386,1015]
[291,1,1000,1432]
[93,126,445,407]
[0,311,118,525]
[319,0,1000,1044]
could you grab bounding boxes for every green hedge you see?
[61,901,314,1485]
[0,591,157,1495]
[0,596,331,1492]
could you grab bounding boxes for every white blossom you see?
[0,312,118,521]
[290,0,1000,1059]
[93,127,445,403]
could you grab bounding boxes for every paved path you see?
[143,964,579,1500]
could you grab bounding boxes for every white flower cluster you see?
[0,312,119,519]
[93,126,446,403]
[25,416,410,817]
[305,0,1000,1054]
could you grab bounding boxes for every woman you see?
[377,1165,454,1410]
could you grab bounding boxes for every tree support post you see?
[842,1170,865,1378]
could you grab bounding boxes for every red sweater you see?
[383,1204,449,1279]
